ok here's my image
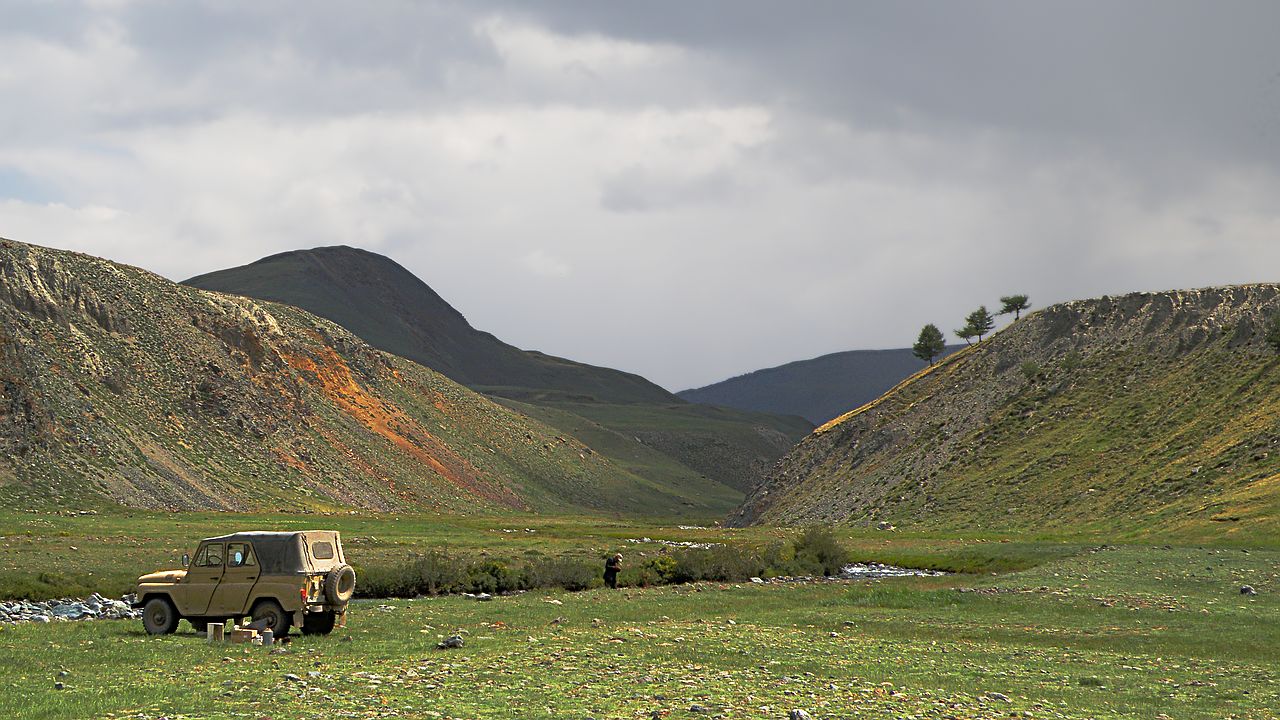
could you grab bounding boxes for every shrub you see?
[1019,361,1041,382]
[644,555,679,583]
[791,526,850,576]
[468,559,518,594]
[412,551,469,595]
[669,545,768,583]
[519,557,600,591]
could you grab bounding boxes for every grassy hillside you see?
[734,286,1280,541]
[679,345,963,424]
[0,238,731,517]
[185,247,812,494]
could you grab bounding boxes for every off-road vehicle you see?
[133,531,356,637]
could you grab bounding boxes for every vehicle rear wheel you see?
[301,611,336,635]
[324,564,357,604]
[142,598,179,636]
[251,599,291,637]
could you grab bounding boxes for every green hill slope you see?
[678,345,963,425]
[185,247,812,494]
[0,238,730,516]
[733,286,1280,540]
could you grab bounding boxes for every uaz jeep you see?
[133,531,356,636]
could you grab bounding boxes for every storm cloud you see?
[3,1,1279,389]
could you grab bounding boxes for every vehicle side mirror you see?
[181,553,190,567]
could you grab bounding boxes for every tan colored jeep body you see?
[134,530,355,636]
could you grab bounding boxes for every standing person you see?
[604,553,622,589]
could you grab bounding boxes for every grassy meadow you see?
[0,510,1277,719]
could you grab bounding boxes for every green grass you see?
[1,536,1277,719]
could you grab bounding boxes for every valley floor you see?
[0,513,1277,719]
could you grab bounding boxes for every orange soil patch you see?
[282,345,524,509]
[272,448,309,472]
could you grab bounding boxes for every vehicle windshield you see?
[194,543,224,567]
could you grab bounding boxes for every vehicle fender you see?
[247,581,304,613]
[136,592,180,615]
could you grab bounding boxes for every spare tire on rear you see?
[324,564,356,604]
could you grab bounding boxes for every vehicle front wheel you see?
[250,599,291,637]
[301,611,336,635]
[142,598,179,636]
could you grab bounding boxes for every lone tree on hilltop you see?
[912,324,946,365]
[961,306,997,342]
[999,294,1031,320]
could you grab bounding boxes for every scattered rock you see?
[689,704,713,713]
[283,673,304,683]
[985,692,1011,702]
[1241,585,1257,595]
[437,635,465,649]
[788,710,813,720]
[54,682,65,690]
[0,594,139,625]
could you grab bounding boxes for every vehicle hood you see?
[137,569,186,584]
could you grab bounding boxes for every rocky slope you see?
[679,345,962,425]
[185,247,812,494]
[0,239,732,515]
[733,286,1280,538]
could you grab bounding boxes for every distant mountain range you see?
[732,286,1280,540]
[2,239,730,515]
[185,247,812,501]
[679,346,962,425]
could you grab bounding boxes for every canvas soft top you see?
[198,530,345,574]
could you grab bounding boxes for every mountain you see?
[185,247,672,405]
[185,247,813,494]
[732,286,1280,539]
[678,346,963,425]
[0,238,737,516]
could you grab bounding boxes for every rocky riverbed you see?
[750,562,948,585]
[0,594,140,624]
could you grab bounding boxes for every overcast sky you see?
[4,1,1280,390]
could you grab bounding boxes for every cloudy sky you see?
[4,1,1280,390]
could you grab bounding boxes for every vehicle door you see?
[209,541,260,615]
[175,542,224,616]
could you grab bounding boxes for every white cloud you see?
[522,249,571,278]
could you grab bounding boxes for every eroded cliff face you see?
[0,239,627,513]
[732,286,1280,537]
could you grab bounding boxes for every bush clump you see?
[355,526,852,599]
